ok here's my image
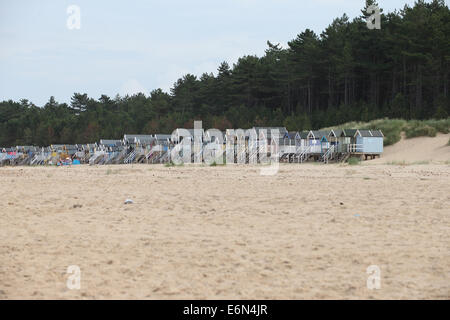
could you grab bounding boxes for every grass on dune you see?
[347,157,361,165]
[323,118,450,146]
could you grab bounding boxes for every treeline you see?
[1,0,449,147]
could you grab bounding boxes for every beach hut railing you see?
[124,150,136,164]
[35,153,42,165]
[111,150,124,164]
[299,145,312,163]
[34,149,49,165]
[30,153,41,165]
[0,152,7,165]
[226,143,235,164]
[148,144,167,163]
[151,151,163,163]
[148,144,169,163]
[347,144,364,153]
[97,154,108,165]
[101,149,113,164]
[89,150,106,165]
[236,142,246,164]
[158,149,170,163]
[145,148,155,162]
[322,145,335,163]
[133,147,148,163]
[110,148,126,164]
[196,147,204,163]
[248,139,259,164]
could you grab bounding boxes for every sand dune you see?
[0,162,449,300]
[370,133,450,164]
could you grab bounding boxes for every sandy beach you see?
[1,156,449,300]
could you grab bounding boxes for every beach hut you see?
[109,145,127,164]
[170,128,203,163]
[337,129,359,153]
[191,128,206,163]
[307,131,329,154]
[171,128,204,144]
[271,136,296,162]
[171,129,186,144]
[122,134,145,163]
[225,129,238,164]
[97,140,124,164]
[77,144,96,164]
[0,149,7,165]
[100,139,122,147]
[288,132,301,146]
[123,134,137,146]
[253,127,287,145]
[135,135,156,163]
[234,130,249,164]
[5,147,20,166]
[65,145,78,158]
[147,134,172,163]
[298,131,309,147]
[355,130,384,158]
[340,129,358,143]
[328,129,341,145]
[14,146,33,165]
[133,135,155,147]
[253,127,287,162]
[203,130,224,164]
[29,147,46,165]
[154,134,172,144]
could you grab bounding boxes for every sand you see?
[0,138,449,300]
[370,133,450,164]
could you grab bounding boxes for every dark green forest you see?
[1,0,449,146]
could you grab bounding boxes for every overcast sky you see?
[0,0,446,105]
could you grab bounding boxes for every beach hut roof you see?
[253,127,287,139]
[370,129,384,137]
[331,129,343,137]
[100,139,122,147]
[308,130,329,139]
[299,131,309,139]
[81,143,96,150]
[17,146,37,151]
[171,128,203,142]
[271,137,293,146]
[358,129,372,137]
[123,134,154,145]
[108,145,122,151]
[253,127,287,135]
[154,134,172,141]
[123,134,138,144]
[134,135,156,145]
[341,129,358,137]
[288,131,300,139]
